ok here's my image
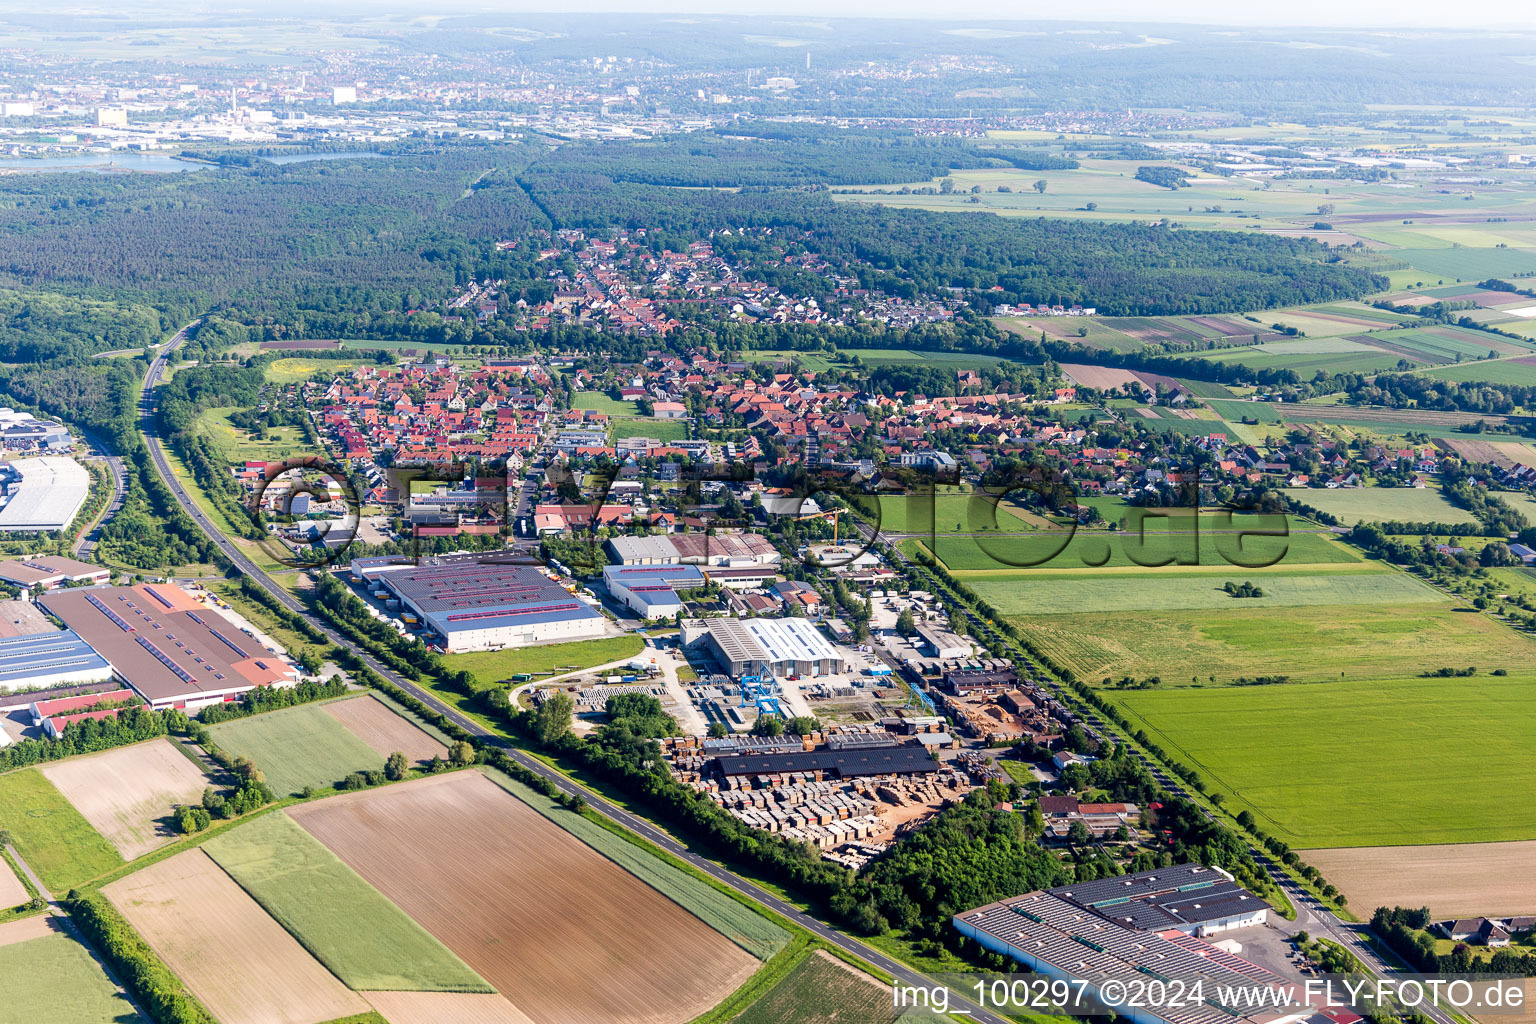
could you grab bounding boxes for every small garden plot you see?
[0,768,121,892]
[106,848,368,1024]
[207,701,384,797]
[39,738,210,861]
[0,918,143,1024]
[321,694,447,764]
[202,811,490,992]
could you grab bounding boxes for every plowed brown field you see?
[1305,841,1536,918]
[105,848,367,1024]
[291,772,756,1024]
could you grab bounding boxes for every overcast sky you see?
[418,0,1536,30]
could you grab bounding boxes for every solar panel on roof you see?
[135,635,196,684]
[86,593,135,632]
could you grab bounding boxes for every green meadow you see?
[1115,675,1536,847]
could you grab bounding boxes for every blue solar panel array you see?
[135,635,197,685]
[85,592,135,633]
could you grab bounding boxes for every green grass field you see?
[730,950,933,1024]
[1013,599,1534,684]
[969,570,1436,615]
[571,391,640,415]
[0,932,143,1023]
[1399,247,1536,281]
[1190,338,1414,375]
[1115,674,1536,847]
[1415,357,1536,386]
[203,811,490,991]
[441,634,646,687]
[207,700,385,797]
[264,358,367,383]
[194,405,313,463]
[1282,487,1480,524]
[484,770,789,960]
[611,416,690,442]
[916,513,1359,572]
[865,491,1050,535]
[0,769,121,892]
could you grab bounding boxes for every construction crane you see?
[796,507,847,547]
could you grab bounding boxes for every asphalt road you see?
[140,330,1011,1024]
[72,426,127,558]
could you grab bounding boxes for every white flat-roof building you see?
[0,457,90,533]
[703,617,846,679]
[603,563,705,620]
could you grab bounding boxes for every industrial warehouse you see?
[360,558,607,652]
[0,456,91,533]
[39,584,298,711]
[605,533,781,567]
[603,562,706,620]
[684,617,847,679]
[0,629,113,692]
[954,865,1282,1024]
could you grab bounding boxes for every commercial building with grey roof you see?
[377,560,606,652]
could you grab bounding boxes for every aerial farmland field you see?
[202,810,490,992]
[1113,674,1536,848]
[0,768,121,891]
[731,950,943,1024]
[1302,841,1536,919]
[290,772,758,1024]
[321,693,448,763]
[105,847,370,1024]
[1280,486,1480,524]
[1012,596,1533,684]
[39,738,210,861]
[207,698,387,797]
[0,917,142,1024]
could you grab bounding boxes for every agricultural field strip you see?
[1012,599,1536,687]
[207,697,388,798]
[0,767,122,893]
[321,693,448,763]
[362,991,537,1024]
[288,772,758,1024]
[1301,842,1536,919]
[730,950,942,1024]
[0,848,31,908]
[482,768,789,960]
[0,926,144,1024]
[104,847,369,1024]
[1113,677,1536,848]
[967,570,1444,615]
[202,810,491,992]
[39,738,211,861]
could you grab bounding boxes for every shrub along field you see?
[1114,674,1536,847]
[202,811,491,992]
[0,768,121,891]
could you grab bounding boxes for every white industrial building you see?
[606,532,780,567]
[697,617,847,679]
[603,563,705,620]
[0,629,115,692]
[0,457,90,533]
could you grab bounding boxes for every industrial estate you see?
[1,8,1535,1024]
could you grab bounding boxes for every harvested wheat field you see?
[0,914,61,948]
[323,694,447,763]
[291,772,756,1024]
[364,991,537,1024]
[1305,841,1536,918]
[105,848,367,1024]
[40,738,209,860]
[0,853,30,909]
